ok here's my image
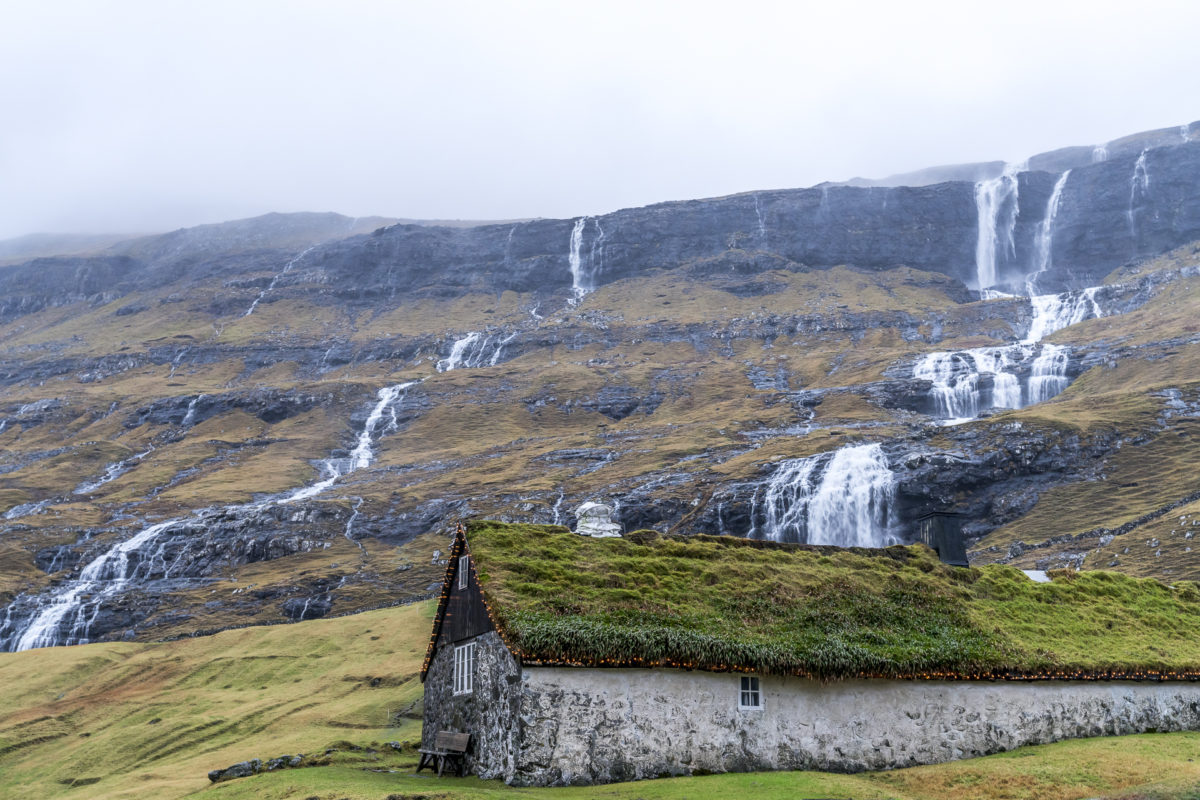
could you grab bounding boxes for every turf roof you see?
[459,520,1200,681]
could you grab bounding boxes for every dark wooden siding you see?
[442,551,493,644]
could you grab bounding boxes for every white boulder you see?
[573,502,622,538]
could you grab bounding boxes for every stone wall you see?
[505,667,1200,785]
[420,630,521,779]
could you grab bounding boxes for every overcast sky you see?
[2,0,1199,239]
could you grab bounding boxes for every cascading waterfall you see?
[589,219,606,276]
[913,347,1025,422]
[974,162,1023,291]
[7,519,180,651]
[74,445,155,495]
[0,380,420,652]
[753,194,767,243]
[1028,343,1071,404]
[181,394,203,427]
[567,217,605,304]
[280,381,416,504]
[913,287,1105,423]
[168,348,189,378]
[1092,145,1108,163]
[1128,149,1150,243]
[3,499,52,521]
[1027,170,1071,295]
[436,331,518,372]
[568,217,588,303]
[916,159,1107,424]
[504,224,517,266]
[1024,287,1103,344]
[436,332,481,372]
[243,245,317,318]
[551,489,565,526]
[751,443,898,547]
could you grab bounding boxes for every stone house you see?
[420,521,1200,786]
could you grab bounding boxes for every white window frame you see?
[738,675,762,710]
[458,554,470,590]
[453,641,476,695]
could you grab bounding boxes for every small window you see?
[453,641,475,695]
[738,675,762,710]
[458,554,470,590]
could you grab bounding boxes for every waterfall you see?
[568,218,588,303]
[1027,170,1071,294]
[74,445,155,495]
[913,346,1026,422]
[1028,343,1071,404]
[754,194,767,243]
[3,499,52,521]
[567,217,605,304]
[243,245,316,317]
[589,219,606,279]
[974,162,1023,291]
[1,380,420,651]
[489,332,518,366]
[1024,287,1103,344]
[1092,145,1108,163]
[913,352,983,420]
[551,489,565,526]
[504,224,517,266]
[344,497,364,543]
[1128,149,1150,243]
[753,443,898,547]
[436,331,518,372]
[181,394,204,427]
[436,332,481,372]
[168,348,189,379]
[281,381,416,503]
[913,287,1105,423]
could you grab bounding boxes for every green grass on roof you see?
[464,521,1200,680]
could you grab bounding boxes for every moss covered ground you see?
[467,521,1200,679]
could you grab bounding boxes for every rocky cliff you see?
[2,122,1200,649]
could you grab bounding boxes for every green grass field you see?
[2,598,1199,800]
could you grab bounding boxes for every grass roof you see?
[463,520,1200,681]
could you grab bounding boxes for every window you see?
[738,675,762,710]
[453,641,475,695]
[458,554,470,590]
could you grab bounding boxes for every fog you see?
[2,0,1198,239]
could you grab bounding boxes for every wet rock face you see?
[125,389,329,429]
[3,141,1196,316]
[575,386,663,420]
[0,256,136,318]
[308,183,979,299]
[1053,143,1200,286]
[302,142,1198,302]
[281,596,331,621]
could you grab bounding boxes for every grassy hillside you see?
[3,239,1200,642]
[969,253,1200,578]
[2,597,1200,800]
[0,601,433,800]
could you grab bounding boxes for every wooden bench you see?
[416,731,470,777]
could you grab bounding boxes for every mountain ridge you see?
[2,120,1200,650]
